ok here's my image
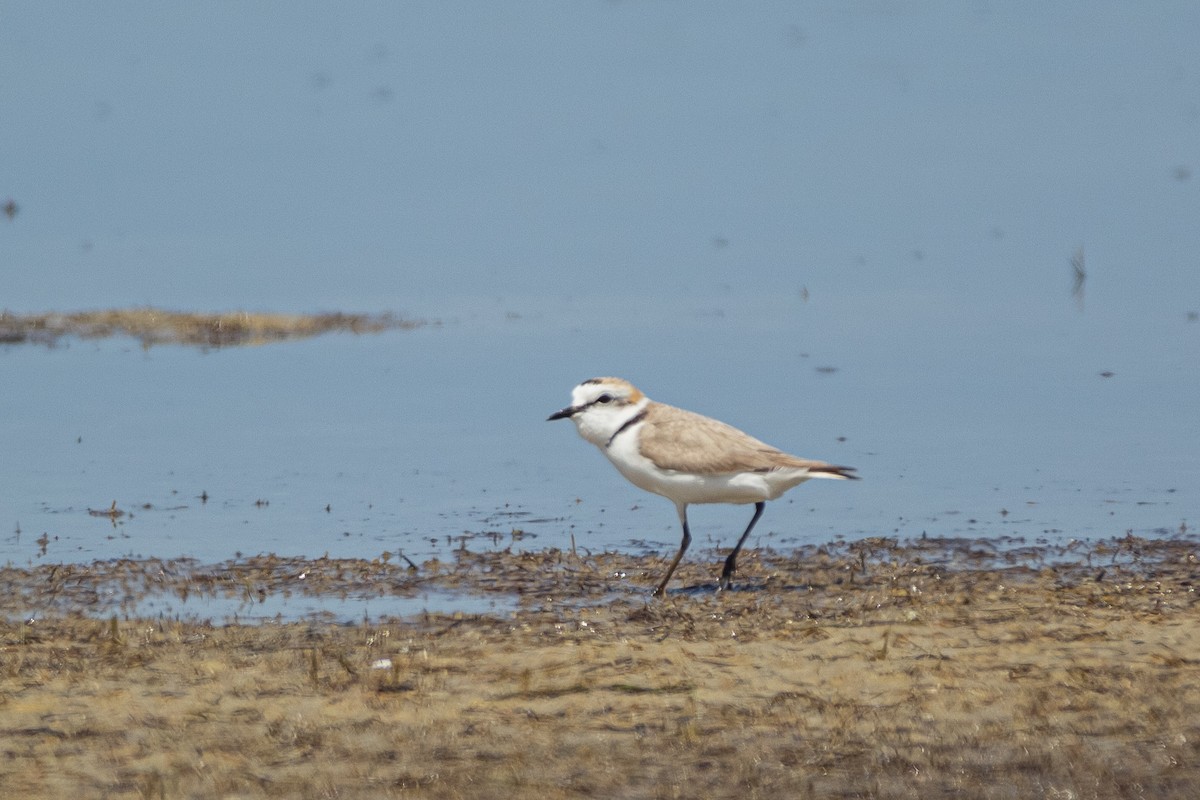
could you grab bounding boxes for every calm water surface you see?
[2,5,1197,606]
[3,291,1194,573]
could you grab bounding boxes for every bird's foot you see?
[719,559,737,591]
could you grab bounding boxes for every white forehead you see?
[571,377,641,405]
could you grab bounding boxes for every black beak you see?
[547,406,578,421]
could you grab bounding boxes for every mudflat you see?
[2,535,1197,798]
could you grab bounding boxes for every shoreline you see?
[2,532,1194,623]
[2,534,1198,798]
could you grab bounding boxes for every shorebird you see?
[549,377,857,596]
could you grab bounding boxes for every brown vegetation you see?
[1,535,1198,798]
[0,308,426,348]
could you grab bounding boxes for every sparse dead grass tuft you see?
[0,307,427,348]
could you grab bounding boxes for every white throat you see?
[574,397,650,451]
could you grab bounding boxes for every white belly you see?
[602,433,812,506]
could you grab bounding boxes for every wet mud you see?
[2,534,1199,797]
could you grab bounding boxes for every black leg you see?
[653,504,692,598]
[720,501,765,590]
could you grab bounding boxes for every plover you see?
[549,377,857,596]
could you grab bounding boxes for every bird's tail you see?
[810,464,859,480]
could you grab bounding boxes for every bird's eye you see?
[597,394,613,404]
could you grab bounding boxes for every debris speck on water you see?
[1071,245,1086,309]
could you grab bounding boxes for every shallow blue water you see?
[2,4,1197,587]
[2,290,1193,575]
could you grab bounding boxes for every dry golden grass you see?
[0,308,426,348]
[1,536,1198,798]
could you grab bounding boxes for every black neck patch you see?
[606,409,647,448]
